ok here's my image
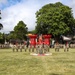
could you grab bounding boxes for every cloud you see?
[70,0,75,17]
[62,0,75,17]
[0,0,75,33]
[0,0,8,9]
[0,0,40,33]
[0,0,7,4]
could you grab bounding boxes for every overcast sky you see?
[0,0,75,33]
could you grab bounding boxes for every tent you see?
[61,35,71,41]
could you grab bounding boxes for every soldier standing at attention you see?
[64,41,69,52]
[24,41,27,52]
[16,42,18,52]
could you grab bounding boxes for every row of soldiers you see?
[54,42,69,52]
[11,44,50,54]
[11,41,70,53]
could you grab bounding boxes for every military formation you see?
[11,43,50,54]
[54,43,69,52]
[11,42,70,54]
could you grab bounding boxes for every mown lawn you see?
[0,48,75,75]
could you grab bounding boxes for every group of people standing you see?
[51,39,69,52]
[11,42,50,54]
[10,35,70,53]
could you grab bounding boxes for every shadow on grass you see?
[49,73,62,75]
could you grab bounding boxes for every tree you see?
[28,30,36,34]
[0,33,5,44]
[35,2,75,37]
[7,31,16,40]
[14,21,28,40]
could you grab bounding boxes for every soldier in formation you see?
[64,41,69,52]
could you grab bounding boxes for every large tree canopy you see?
[14,21,28,40]
[35,2,75,37]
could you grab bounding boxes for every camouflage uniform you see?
[19,44,22,52]
[12,45,15,52]
[39,44,43,54]
[64,43,69,52]
[24,44,27,52]
[55,42,59,52]
[36,45,39,54]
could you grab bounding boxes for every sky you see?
[0,0,75,33]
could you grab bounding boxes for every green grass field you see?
[0,48,75,75]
